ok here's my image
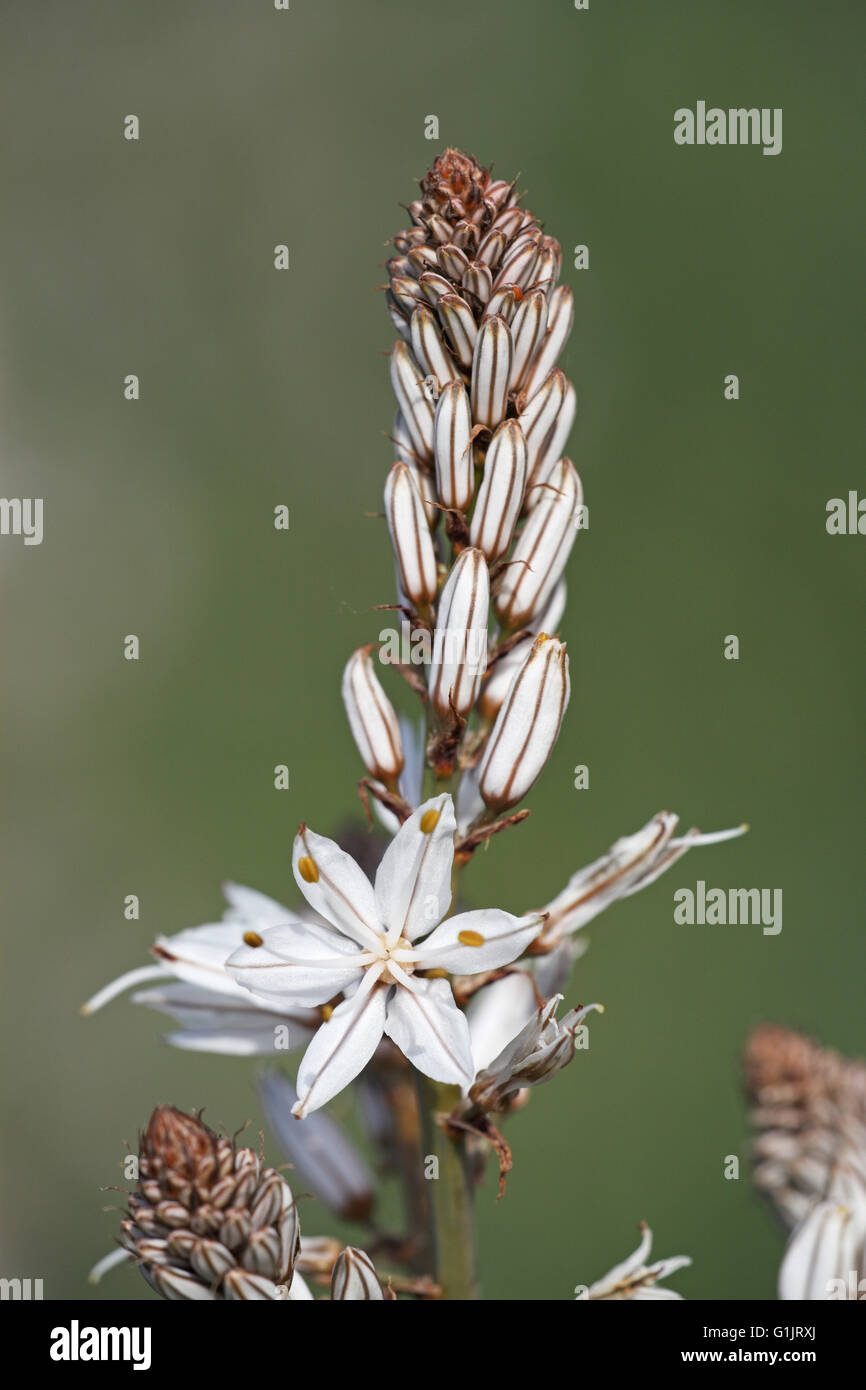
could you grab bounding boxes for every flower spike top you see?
[227,793,543,1115]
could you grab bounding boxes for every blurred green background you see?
[1,0,863,1300]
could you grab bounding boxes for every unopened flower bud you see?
[429,548,489,719]
[478,633,570,810]
[471,315,512,429]
[521,285,574,401]
[509,289,549,390]
[433,379,473,511]
[533,380,577,490]
[495,459,582,628]
[384,461,438,607]
[330,1246,385,1300]
[469,419,527,560]
[438,292,478,369]
[390,341,434,463]
[462,261,493,303]
[409,304,459,390]
[493,231,541,292]
[517,368,568,486]
[341,646,404,785]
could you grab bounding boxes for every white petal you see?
[384,978,475,1089]
[152,920,290,999]
[413,908,544,974]
[293,967,389,1117]
[293,971,388,1116]
[292,826,384,949]
[375,794,456,945]
[226,921,367,1006]
[133,981,316,1055]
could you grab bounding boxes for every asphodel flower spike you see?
[226,794,543,1115]
[341,645,404,786]
[477,633,570,811]
[384,460,438,608]
[428,547,489,720]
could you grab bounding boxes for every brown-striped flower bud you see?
[477,633,570,810]
[439,242,470,281]
[120,1107,300,1301]
[390,275,425,316]
[437,292,477,369]
[409,304,459,390]
[384,461,438,607]
[522,284,574,400]
[533,236,561,296]
[471,315,512,429]
[418,269,453,305]
[483,285,519,324]
[330,1246,384,1300]
[517,368,568,486]
[493,231,541,292]
[429,548,489,719]
[495,459,582,628]
[509,289,549,390]
[341,646,404,785]
[389,341,434,463]
[469,419,527,560]
[532,378,577,489]
[462,261,493,303]
[433,379,473,512]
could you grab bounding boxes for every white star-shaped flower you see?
[226,793,543,1116]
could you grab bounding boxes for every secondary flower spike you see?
[226,794,543,1115]
[119,1107,301,1301]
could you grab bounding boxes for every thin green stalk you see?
[415,1072,480,1300]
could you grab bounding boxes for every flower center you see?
[376,934,414,986]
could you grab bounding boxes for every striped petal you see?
[291,825,384,949]
[412,908,544,974]
[374,793,456,944]
[293,971,388,1116]
[384,977,475,1090]
[226,920,367,1006]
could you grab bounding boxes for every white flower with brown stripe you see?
[226,793,542,1116]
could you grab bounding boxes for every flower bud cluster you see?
[345,149,583,823]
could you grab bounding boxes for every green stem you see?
[415,1072,480,1300]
